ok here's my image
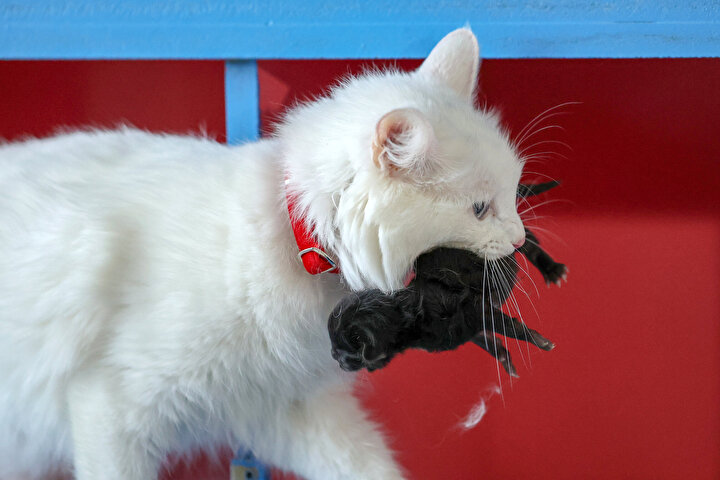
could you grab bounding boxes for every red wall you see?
[1,58,718,479]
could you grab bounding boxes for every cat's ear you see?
[417,28,480,101]
[372,108,435,179]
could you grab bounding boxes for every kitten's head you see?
[281,29,524,291]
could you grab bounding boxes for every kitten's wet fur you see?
[329,181,566,376]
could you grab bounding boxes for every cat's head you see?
[281,28,524,291]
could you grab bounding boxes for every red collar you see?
[285,184,339,275]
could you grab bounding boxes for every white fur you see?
[0,29,523,480]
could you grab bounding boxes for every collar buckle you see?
[298,247,339,274]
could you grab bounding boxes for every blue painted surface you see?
[232,449,270,480]
[224,60,259,144]
[2,0,719,59]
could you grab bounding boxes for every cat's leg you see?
[477,306,555,352]
[472,331,518,377]
[519,229,567,285]
[67,371,162,480]
[251,384,405,480]
[469,304,555,376]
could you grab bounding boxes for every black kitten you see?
[328,181,566,376]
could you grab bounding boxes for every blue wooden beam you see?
[2,0,719,59]
[224,60,259,144]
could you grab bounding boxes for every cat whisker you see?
[518,196,565,223]
[510,265,540,364]
[521,215,550,224]
[519,171,562,183]
[522,154,571,174]
[490,260,529,372]
[493,260,532,369]
[521,156,564,167]
[516,124,566,150]
[519,139,573,157]
[518,198,570,217]
[522,236,541,247]
[522,225,567,246]
[489,262,518,383]
[515,112,560,148]
[506,259,541,312]
[507,275,544,370]
[513,101,580,149]
[522,151,569,160]
[511,256,543,318]
[516,197,539,222]
[484,263,507,394]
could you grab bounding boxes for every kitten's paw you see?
[328,290,400,372]
[528,329,556,351]
[329,311,394,371]
[330,327,392,372]
[543,262,568,286]
[331,347,391,372]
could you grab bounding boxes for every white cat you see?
[0,29,525,480]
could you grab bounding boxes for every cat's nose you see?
[512,236,525,249]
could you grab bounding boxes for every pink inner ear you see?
[372,107,433,177]
[386,122,406,144]
[376,110,409,146]
[373,114,402,173]
[372,109,415,174]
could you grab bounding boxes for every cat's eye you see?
[473,202,490,220]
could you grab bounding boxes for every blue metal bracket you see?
[231,449,269,480]
[224,59,266,477]
[225,60,260,144]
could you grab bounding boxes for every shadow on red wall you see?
[1,58,718,479]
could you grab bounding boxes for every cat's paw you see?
[542,262,568,286]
